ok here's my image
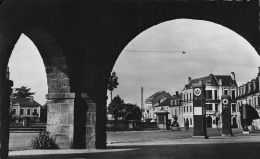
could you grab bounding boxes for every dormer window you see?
[248,83,251,93]
[253,81,256,90]
[206,80,212,85]
[230,80,235,85]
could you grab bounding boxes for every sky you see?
[8,19,260,106]
[109,19,260,106]
[8,34,47,105]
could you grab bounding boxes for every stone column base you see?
[46,93,75,149]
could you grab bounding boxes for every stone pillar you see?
[95,95,107,149]
[0,79,13,159]
[46,93,75,149]
[81,93,96,149]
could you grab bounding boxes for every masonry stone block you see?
[60,125,73,134]
[86,126,94,135]
[47,113,54,124]
[48,86,70,93]
[87,103,96,112]
[45,67,54,74]
[48,78,70,87]
[86,113,92,125]
[47,99,74,104]
[53,134,73,149]
[67,114,74,125]
[48,104,61,113]
[47,93,75,99]
[86,134,95,149]
[61,104,74,113]
[55,114,68,125]
[47,125,61,134]
[92,113,96,126]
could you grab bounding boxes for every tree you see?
[124,103,142,121]
[107,95,125,125]
[13,86,35,98]
[107,71,119,101]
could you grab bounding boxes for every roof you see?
[154,98,172,107]
[12,98,42,107]
[184,74,237,90]
[145,91,162,104]
[172,94,182,100]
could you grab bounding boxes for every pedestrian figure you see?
[185,118,189,130]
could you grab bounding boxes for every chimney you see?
[219,79,222,85]
[30,96,34,102]
[176,91,179,96]
[188,77,191,83]
[231,72,235,80]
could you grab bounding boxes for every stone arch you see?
[23,28,75,148]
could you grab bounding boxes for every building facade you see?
[181,73,238,128]
[144,91,172,121]
[236,67,260,130]
[169,91,183,126]
[10,97,42,123]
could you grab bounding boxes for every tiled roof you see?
[172,94,182,100]
[184,74,237,90]
[215,75,237,86]
[236,76,259,99]
[12,98,41,107]
[145,91,162,104]
[154,97,172,107]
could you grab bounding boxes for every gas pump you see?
[221,95,232,136]
[192,83,207,139]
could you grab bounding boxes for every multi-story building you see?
[144,91,172,121]
[182,73,238,128]
[236,67,260,130]
[10,97,42,123]
[169,91,183,126]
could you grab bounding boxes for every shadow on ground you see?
[9,142,260,159]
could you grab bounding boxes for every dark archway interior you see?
[0,0,259,158]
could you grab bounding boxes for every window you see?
[33,109,37,113]
[186,93,189,101]
[215,104,218,112]
[206,90,212,99]
[190,93,192,100]
[12,109,16,115]
[27,109,31,115]
[231,90,235,99]
[249,99,252,105]
[214,90,218,99]
[183,94,185,101]
[206,104,212,110]
[187,106,189,112]
[232,104,236,112]
[224,90,228,95]
[190,118,192,125]
[184,106,185,112]
[175,109,177,115]
[20,109,24,115]
[190,106,192,112]
[254,97,257,107]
